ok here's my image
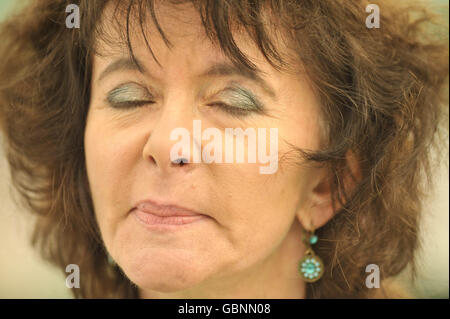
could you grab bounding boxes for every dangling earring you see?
[107,252,116,267]
[298,225,324,283]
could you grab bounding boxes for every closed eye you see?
[106,82,154,109]
[207,85,265,117]
[207,102,256,117]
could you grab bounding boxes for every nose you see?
[142,100,197,175]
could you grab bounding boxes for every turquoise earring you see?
[298,226,324,283]
[107,252,116,267]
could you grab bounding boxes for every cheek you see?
[84,115,141,242]
[212,160,307,263]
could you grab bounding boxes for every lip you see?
[130,199,208,230]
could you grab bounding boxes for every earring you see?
[107,252,116,267]
[298,226,324,283]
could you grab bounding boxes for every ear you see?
[297,150,362,231]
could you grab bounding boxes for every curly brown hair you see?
[0,0,448,298]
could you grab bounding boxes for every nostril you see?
[172,157,189,166]
[149,155,157,165]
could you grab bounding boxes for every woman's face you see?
[85,3,326,297]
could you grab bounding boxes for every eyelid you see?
[105,81,265,115]
[106,82,154,108]
[210,102,255,117]
[217,85,264,112]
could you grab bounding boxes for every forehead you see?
[92,0,297,78]
[95,2,234,63]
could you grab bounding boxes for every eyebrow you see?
[200,63,277,99]
[97,58,144,82]
[97,57,277,99]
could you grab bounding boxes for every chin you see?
[119,250,211,293]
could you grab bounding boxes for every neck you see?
[139,220,307,299]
